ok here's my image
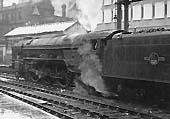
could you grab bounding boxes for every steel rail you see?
[0,88,74,119]
[0,76,165,119]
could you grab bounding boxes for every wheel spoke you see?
[28,72,39,82]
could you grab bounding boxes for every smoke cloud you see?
[77,41,109,95]
[7,0,102,30]
[4,0,19,6]
[15,0,102,30]
[51,0,102,31]
[30,0,43,4]
[75,0,102,31]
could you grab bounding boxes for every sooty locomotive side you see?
[103,30,170,100]
[12,30,170,100]
[12,32,110,88]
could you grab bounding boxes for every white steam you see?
[78,41,108,94]
[8,0,102,30]
[75,0,102,31]
[30,0,43,4]
[51,0,102,31]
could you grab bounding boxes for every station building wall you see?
[95,0,170,32]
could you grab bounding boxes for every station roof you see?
[5,21,78,37]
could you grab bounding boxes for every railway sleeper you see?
[0,76,167,119]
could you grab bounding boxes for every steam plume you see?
[8,0,102,30]
[51,0,102,31]
[30,0,43,4]
[77,41,109,95]
[74,0,102,31]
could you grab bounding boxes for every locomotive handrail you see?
[23,57,70,66]
[102,30,129,45]
[22,46,78,50]
[23,57,65,61]
[104,30,127,40]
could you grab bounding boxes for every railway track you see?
[0,74,169,119]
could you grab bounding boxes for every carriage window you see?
[91,39,98,50]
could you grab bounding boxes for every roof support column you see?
[124,0,130,31]
[116,1,122,30]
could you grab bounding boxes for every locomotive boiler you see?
[12,32,110,89]
[12,29,170,100]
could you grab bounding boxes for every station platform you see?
[0,92,60,119]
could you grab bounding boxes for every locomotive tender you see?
[12,29,170,99]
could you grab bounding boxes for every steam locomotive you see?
[12,32,110,88]
[12,29,170,100]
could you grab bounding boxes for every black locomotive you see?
[12,32,110,89]
[12,29,170,100]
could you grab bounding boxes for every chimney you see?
[0,0,3,10]
[12,3,16,6]
[62,4,66,17]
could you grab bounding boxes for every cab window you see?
[91,39,98,50]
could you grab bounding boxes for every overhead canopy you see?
[5,21,78,37]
